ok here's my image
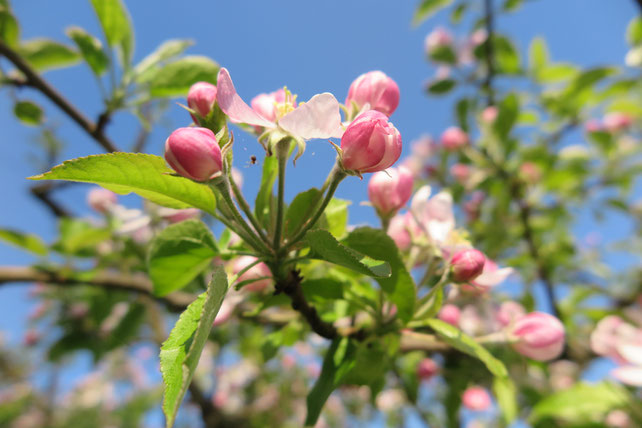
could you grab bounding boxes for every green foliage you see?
[66,26,109,75]
[305,338,356,426]
[148,219,218,296]
[13,100,43,125]
[627,16,642,46]
[132,39,193,81]
[17,38,80,71]
[427,78,457,94]
[343,227,416,323]
[160,265,228,428]
[413,0,453,26]
[0,228,47,255]
[529,382,633,424]
[285,188,322,238]
[305,229,391,278]
[255,155,278,231]
[90,0,134,66]
[51,218,110,256]
[0,6,19,48]
[493,376,518,424]
[29,153,218,216]
[426,319,508,377]
[319,198,350,239]
[142,56,219,97]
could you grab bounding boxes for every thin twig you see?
[0,41,119,153]
[483,0,496,106]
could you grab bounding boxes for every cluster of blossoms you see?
[585,112,634,135]
[591,308,642,386]
[164,68,403,183]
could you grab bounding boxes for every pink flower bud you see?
[603,112,633,133]
[187,82,218,121]
[387,212,421,251]
[605,409,631,428]
[417,358,439,381]
[424,27,453,54]
[251,88,291,122]
[481,106,498,124]
[440,126,469,151]
[461,386,491,411]
[87,188,117,213]
[450,163,471,185]
[341,110,402,173]
[346,71,400,117]
[368,166,414,216]
[511,312,565,361]
[232,256,272,292]
[450,249,486,282]
[438,304,461,326]
[23,329,40,347]
[164,127,222,182]
[158,207,200,223]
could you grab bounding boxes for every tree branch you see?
[0,266,194,311]
[483,0,496,106]
[0,41,119,153]
[634,0,642,14]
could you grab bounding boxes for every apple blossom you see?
[232,256,272,292]
[164,127,222,182]
[510,312,565,361]
[467,258,514,292]
[584,118,602,133]
[187,81,217,122]
[340,110,402,173]
[417,358,439,380]
[481,106,498,124]
[424,27,453,55]
[496,301,526,327]
[450,248,486,282]
[438,304,461,326]
[461,386,491,411]
[603,112,633,133]
[251,88,295,123]
[450,163,471,185]
[410,185,455,244]
[367,166,413,216]
[87,187,117,213]
[440,126,469,151]
[345,70,400,117]
[387,212,418,250]
[216,67,344,140]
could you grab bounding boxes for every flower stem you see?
[229,171,270,245]
[273,139,290,254]
[212,178,272,256]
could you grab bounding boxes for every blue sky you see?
[0,0,638,424]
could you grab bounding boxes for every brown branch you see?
[634,0,642,14]
[29,182,71,218]
[188,382,249,428]
[0,41,119,153]
[0,266,194,311]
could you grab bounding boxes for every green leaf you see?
[52,218,110,256]
[493,93,519,140]
[627,16,642,46]
[28,153,218,216]
[319,198,350,239]
[305,338,356,426]
[413,0,453,26]
[0,228,47,255]
[426,319,508,377]
[343,227,416,323]
[450,3,467,24]
[529,382,632,424]
[537,64,578,83]
[17,38,80,71]
[302,278,344,303]
[285,188,322,238]
[148,219,218,296]
[255,155,278,229]
[494,35,520,74]
[144,56,219,98]
[493,376,518,425]
[13,100,43,126]
[503,0,523,11]
[427,78,457,94]
[305,229,391,278]
[66,26,109,76]
[90,0,134,66]
[528,37,548,73]
[429,45,457,64]
[0,7,19,48]
[161,265,228,428]
[133,39,193,81]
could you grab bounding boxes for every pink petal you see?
[216,68,275,128]
[617,343,642,366]
[612,366,642,386]
[279,93,344,139]
[475,267,514,288]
